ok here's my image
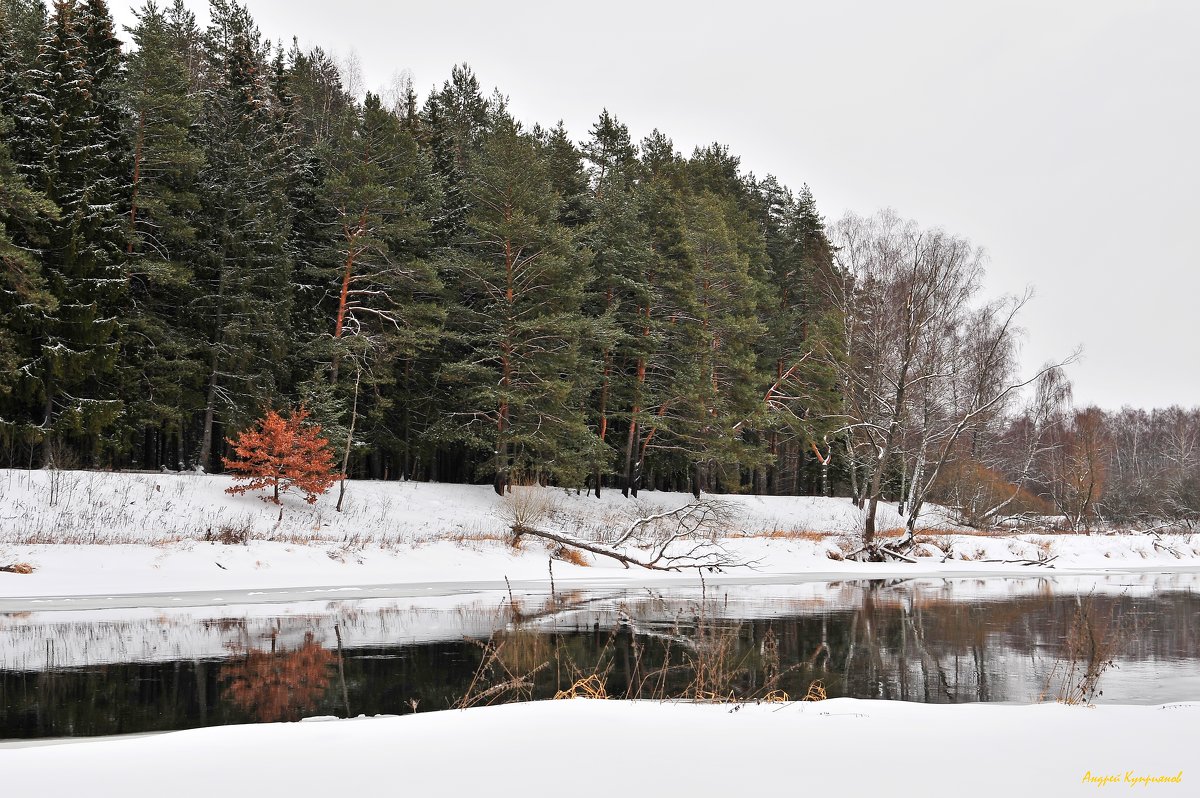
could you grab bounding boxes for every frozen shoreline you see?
[4,537,1200,611]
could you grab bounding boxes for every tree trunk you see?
[127,110,144,256]
[40,386,54,467]
[199,368,218,472]
[336,364,361,512]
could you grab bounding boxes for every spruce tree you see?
[119,0,207,468]
[420,63,488,246]
[0,114,58,441]
[17,0,128,463]
[192,5,293,470]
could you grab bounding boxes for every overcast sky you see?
[110,0,1200,411]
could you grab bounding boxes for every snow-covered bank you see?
[2,469,1199,606]
[2,699,1193,797]
[0,468,930,544]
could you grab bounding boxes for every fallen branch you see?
[844,543,918,564]
[513,524,752,571]
[1136,524,1185,558]
[979,555,1059,568]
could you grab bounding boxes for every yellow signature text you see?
[1082,771,1184,788]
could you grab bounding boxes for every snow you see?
[0,699,1192,797]
[3,470,1197,793]
[0,467,926,545]
[2,469,1199,605]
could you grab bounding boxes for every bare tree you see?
[828,210,983,546]
[1041,407,1109,531]
[828,210,1075,554]
[896,300,1076,539]
[948,364,1072,527]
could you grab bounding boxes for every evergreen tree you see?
[0,11,856,494]
[582,108,638,193]
[536,121,590,228]
[439,108,598,493]
[119,0,207,468]
[580,110,654,495]
[15,0,128,463]
[316,90,443,478]
[420,63,488,245]
[0,117,58,438]
[0,1,46,123]
[674,191,767,494]
[192,4,293,470]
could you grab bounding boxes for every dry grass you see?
[1046,593,1124,705]
[430,529,522,549]
[500,486,558,532]
[8,530,153,545]
[801,680,827,701]
[0,562,35,574]
[551,546,589,567]
[202,521,251,545]
[554,674,608,700]
[733,529,833,541]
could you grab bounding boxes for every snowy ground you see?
[1,699,1192,797]
[4,471,1197,793]
[2,469,1199,605]
[0,467,925,544]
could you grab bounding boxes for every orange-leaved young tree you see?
[223,407,342,519]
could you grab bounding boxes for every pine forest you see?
[2,0,1198,535]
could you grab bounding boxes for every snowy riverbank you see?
[2,698,1192,797]
[2,469,1199,606]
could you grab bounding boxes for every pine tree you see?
[737,177,845,495]
[582,109,639,193]
[440,108,598,493]
[580,110,654,496]
[223,405,341,512]
[625,138,774,496]
[675,191,767,494]
[317,90,443,480]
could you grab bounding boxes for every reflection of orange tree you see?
[220,633,335,722]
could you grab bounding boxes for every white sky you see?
[111,0,1200,411]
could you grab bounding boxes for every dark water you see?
[1,573,1197,739]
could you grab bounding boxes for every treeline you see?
[2,1,1196,528]
[0,0,843,496]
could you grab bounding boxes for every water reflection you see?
[220,633,334,722]
[1,573,1198,739]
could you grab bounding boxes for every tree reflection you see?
[220,633,334,722]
